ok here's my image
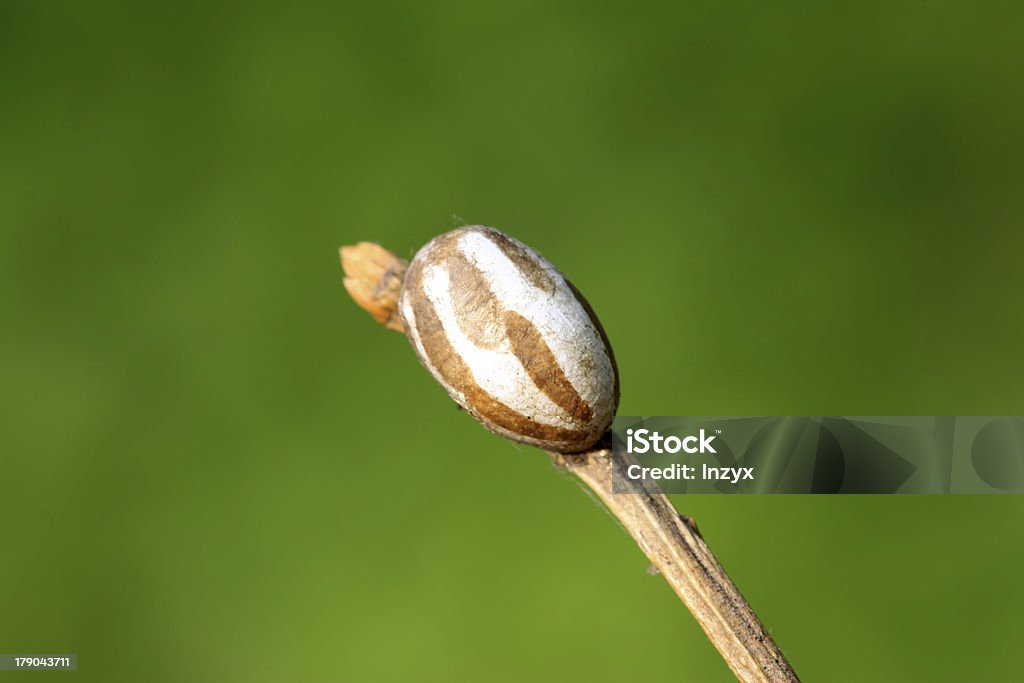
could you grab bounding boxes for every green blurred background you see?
[2,2,1023,681]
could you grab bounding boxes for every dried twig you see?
[557,447,799,682]
[340,242,800,682]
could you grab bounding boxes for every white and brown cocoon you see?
[399,226,619,453]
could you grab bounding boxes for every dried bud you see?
[399,226,619,453]
[340,242,408,333]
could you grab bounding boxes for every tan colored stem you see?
[339,241,800,682]
[556,447,799,682]
[340,242,408,332]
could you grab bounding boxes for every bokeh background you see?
[3,2,1023,681]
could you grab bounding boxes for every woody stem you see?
[556,447,799,682]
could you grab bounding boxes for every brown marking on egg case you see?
[405,269,592,449]
[444,244,595,427]
[477,227,558,295]
[503,310,594,424]
[445,251,506,349]
[469,223,617,421]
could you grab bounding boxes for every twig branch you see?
[340,241,800,682]
[557,446,799,682]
